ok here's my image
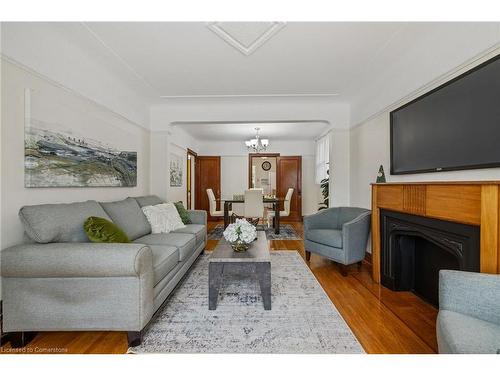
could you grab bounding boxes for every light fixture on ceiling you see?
[245,127,269,153]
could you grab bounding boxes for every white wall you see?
[218,154,321,216]
[1,22,152,127]
[150,96,350,130]
[351,23,500,126]
[350,49,500,210]
[1,60,151,250]
[197,139,316,156]
[330,129,350,207]
[149,125,200,203]
[150,96,351,209]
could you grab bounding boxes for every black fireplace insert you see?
[380,209,480,307]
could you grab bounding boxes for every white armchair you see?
[206,188,231,218]
[267,188,293,227]
[243,189,264,226]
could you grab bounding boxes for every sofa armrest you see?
[188,210,207,226]
[439,270,500,325]
[342,211,371,264]
[1,242,153,278]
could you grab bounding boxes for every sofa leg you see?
[305,250,311,261]
[8,331,37,348]
[127,331,143,347]
[339,264,349,277]
[357,261,363,271]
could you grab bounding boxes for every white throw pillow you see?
[142,203,186,234]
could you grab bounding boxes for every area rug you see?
[129,251,364,354]
[207,224,301,240]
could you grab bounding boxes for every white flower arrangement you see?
[223,218,257,250]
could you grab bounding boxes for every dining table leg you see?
[224,201,230,229]
[274,202,280,234]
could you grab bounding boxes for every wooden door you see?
[277,156,302,221]
[195,156,221,221]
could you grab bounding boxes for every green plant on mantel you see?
[318,169,329,211]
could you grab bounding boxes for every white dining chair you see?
[244,189,264,226]
[267,188,294,227]
[206,188,231,217]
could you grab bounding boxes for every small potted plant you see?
[223,218,257,252]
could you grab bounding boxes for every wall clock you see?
[262,161,272,171]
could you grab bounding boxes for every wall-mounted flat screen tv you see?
[390,54,500,175]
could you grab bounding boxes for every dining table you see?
[216,197,284,234]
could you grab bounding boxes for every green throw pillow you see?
[174,201,192,224]
[84,216,131,243]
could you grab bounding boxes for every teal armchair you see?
[303,207,371,276]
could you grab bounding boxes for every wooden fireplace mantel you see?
[371,181,500,283]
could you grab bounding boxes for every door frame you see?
[248,153,280,189]
[186,148,197,210]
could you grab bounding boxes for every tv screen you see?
[391,54,500,175]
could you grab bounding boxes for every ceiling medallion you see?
[245,127,269,153]
[207,22,286,56]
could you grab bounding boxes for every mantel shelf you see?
[371,181,500,185]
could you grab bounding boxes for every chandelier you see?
[245,127,269,153]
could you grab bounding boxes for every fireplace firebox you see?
[380,209,480,307]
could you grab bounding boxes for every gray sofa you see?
[437,270,500,354]
[1,195,207,347]
[303,207,371,276]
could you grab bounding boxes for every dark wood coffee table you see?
[208,231,271,310]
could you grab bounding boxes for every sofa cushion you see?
[135,232,196,261]
[173,224,206,246]
[84,216,131,243]
[141,203,185,234]
[100,198,151,241]
[148,245,179,285]
[437,310,500,354]
[133,195,164,208]
[174,201,192,224]
[306,229,343,248]
[19,200,111,244]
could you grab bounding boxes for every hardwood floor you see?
[0,221,437,354]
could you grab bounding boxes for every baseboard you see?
[0,300,6,346]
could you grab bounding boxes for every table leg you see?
[224,201,229,229]
[275,202,280,235]
[209,263,224,310]
[256,262,271,310]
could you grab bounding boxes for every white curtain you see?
[315,134,329,184]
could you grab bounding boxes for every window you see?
[315,134,329,184]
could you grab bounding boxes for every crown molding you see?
[207,22,286,56]
[159,93,339,99]
[80,22,159,96]
[351,44,500,129]
[0,54,149,130]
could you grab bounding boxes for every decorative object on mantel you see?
[223,218,257,252]
[318,169,329,211]
[24,89,137,188]
[376,165,386,183]
[245,127,269,153]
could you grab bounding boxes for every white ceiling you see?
[171,121,330,141]
[84,21,406,98]
[2,22,499,134]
